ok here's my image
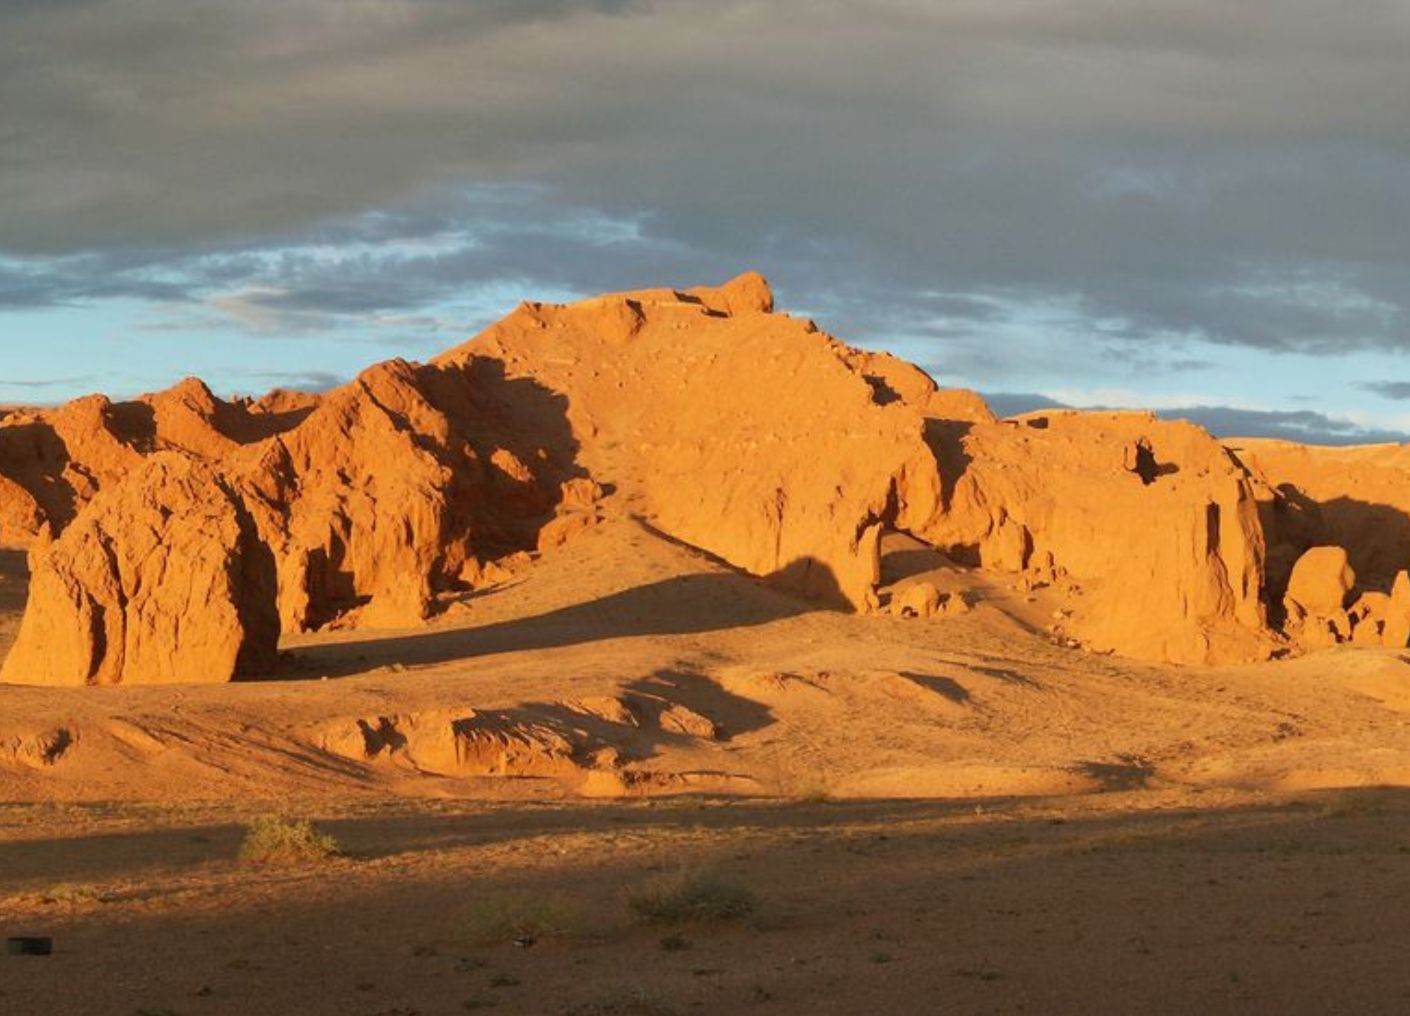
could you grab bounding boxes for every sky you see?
[3,0,1410,443]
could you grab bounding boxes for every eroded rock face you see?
[236,356,581,632]
[1231,438,1410,653]
[0,272,1324,680]
[918,411,1272,664]
[0,379,314,549]
[0,311,597,680]
[0,455,278,685]
[437,273,944,609]
[1236,439,1410,591]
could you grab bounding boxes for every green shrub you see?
[238,817,340,863]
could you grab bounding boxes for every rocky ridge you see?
[2,273,1403,684]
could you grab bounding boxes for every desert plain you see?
[7,276,1410,1014]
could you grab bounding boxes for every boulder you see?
[891,581,943,618]
[1285,546,1355,617]
[1282,546,1356,649]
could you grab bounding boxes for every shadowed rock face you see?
[0,271,1323,683]
[1232,439,1410,651]
[1236,439,1410,590]
[237,356,582,633]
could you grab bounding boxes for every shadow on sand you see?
[266,570,832,681]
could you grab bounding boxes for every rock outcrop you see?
[0,379,315,549]
[1385,572,1410,648]
[917,411,1272,664]
[436,273,946,609]
[1282,546,1355,648]
[0,272,1336,682]
[1235,439,1410,590]
[1271,549,1410,651]
[1232,439,1410,651]
[237,356,579,631]
[0,455,278,685]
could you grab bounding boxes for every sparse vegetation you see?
[626,868,758,924]
[1323,791,1391,819]
[559,989,678,1016]
[460,890,577,946]
[37,882,105,905]
[954,966,1004,982]
[238,816,340,864]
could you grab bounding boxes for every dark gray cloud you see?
[1358,381,1410,400]
[2,0,1409,362]
[985,392,1410,446]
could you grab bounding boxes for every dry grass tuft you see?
[461,890,578,946]
[626,868,757,924]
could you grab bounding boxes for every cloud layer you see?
[3,1,1410,430]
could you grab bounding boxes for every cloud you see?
[984,391,1410,446]
[227,368,346,394]
[1,0,1409,369]
[0,375,97,390]
[1357,380,1410,400]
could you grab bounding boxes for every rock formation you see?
[0,455,278,685]
[1235,439,1410,590]
[436,272,946,610]
[1282,546,1355,648]
[917,411,1271,664]
[3,271,1376,683]
[236,356,580,632]
[1385,572,1410,648]
[1233,439,1410,651]
[0,378,314,549]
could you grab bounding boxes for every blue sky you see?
[3,1,1410,443]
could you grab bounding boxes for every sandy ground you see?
[9,518,1410,1011]
[6,790,1410,1014]
[8,518,1410,803]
